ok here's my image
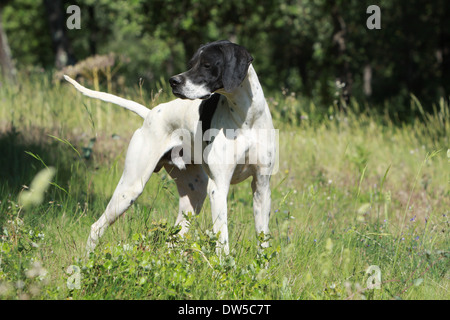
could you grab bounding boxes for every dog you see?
[64,40,276,255]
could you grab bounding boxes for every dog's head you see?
[169,40,253,100]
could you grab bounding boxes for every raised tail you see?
[64,75,151,119]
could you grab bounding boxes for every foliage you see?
[0,168,57,299]
[68,216,281,299]
[1,0,449,300]
[0,74,448,300]
[0,214,52,299]
[2,0,449,116]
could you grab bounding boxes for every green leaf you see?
[184,273,195,287]
[413,278,424,286]
[48,134,81,158]
[139,277,146,285]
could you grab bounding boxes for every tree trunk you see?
[43,0,76,69]
[0,5,16,82]
[331,4,352,105]
[363,64,372,97]
[87,5,97,56]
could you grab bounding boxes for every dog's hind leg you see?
[164,164,208,236]
[86,120,175,253]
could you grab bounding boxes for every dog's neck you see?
[216,64,267,126]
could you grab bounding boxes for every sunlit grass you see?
[0,73,448,299]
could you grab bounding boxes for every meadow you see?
[0,72,448,300]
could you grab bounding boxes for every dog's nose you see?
[169,75,183,87]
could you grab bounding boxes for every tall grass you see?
[0,73,448,300]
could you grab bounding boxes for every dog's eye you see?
[203,63,211,69]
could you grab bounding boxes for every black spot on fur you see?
[199,93,220,136]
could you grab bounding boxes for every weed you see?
[0,73,448,299]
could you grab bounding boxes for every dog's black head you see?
[169,40,253,100]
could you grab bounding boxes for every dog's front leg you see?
[208,178,231,256]
[252,174,271,249]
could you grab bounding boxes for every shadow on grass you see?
[0,125,86,202]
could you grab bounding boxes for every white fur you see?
[64,75,150,119]
[178,78,212,100]
[65,62,275,256]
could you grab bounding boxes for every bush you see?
[69,215,281,299]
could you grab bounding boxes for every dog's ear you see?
[220,43,253,93]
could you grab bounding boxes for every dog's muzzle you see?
[169,75,184,88]
[169,75,184,98]
[169,75,212,100]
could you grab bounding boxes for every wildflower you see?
[26,261,47,280]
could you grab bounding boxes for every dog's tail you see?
[64,75,151,119]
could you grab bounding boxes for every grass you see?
[0,72,448,300]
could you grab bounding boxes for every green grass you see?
[0,73,448,300]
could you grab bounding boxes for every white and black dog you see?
[65,40,276,255]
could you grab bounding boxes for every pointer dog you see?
[65,40,276,255]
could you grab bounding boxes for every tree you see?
[43,0,76,69]
[1,0,448,115]
[0,1,16,82]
